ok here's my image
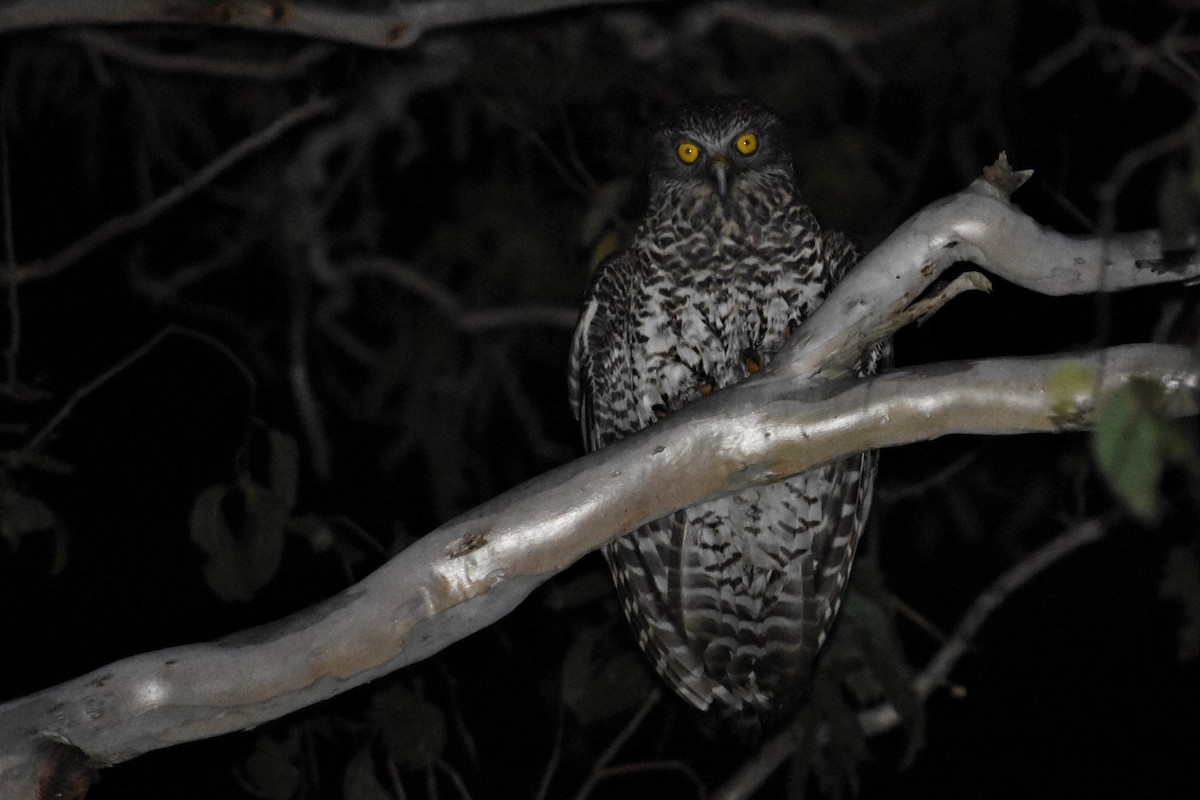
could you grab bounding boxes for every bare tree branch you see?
[0,342,1194,796]
[1026,14,1200,98]
[921,519,1110,691]
[68,29,336,79]
[711,727,804,800]
[570,688,662,800]
[1098,109,1200,234]
[1,169,1197,797]
[0,0,655,49]
[862,516,1113,734]
[0,105,24,395]
[679,1,941,88]
[15,326,254,463]
[343,255,578,333]
[777,169,1200,380]
[0,97,336,286]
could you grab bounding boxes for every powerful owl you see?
[568,97,880,737]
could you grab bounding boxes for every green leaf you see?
[1092,379,1194,523]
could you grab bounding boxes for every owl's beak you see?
[710,156,729,197]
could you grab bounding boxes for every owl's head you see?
[648,97,793,202]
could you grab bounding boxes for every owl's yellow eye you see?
[735,132,759,156]
[676,142,701,164]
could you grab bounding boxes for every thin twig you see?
[533,702,566,800]
[875,451,980,504]
[435,759,473,800]
[710,726,801,800]
[288,257,333,481]
[426,762,439,800]
[386,756,409,800]
[343,256,578,332]
[485,345,576,464]
[1024,8,1103,88]
[1098,110,1200,235]
[18,326,255,460]
[856,516,1114,736]
[1026,17,1200,98]
[70,29,334,80]
[891,595,951,647]
[1,97,335,286]
[0,0,656,49]
[593,760,706,797]
[0,100,21,392]
[681,1,941,88]
[910,516,1111,700]
[570,688,662,800]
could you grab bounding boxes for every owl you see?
[568,97,880,738]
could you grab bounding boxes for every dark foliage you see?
[1,1,1199,797]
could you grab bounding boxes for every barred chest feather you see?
[630,197,833,423]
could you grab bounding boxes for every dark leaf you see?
[342,746,393,800]
[1159,546,1200,662]
[0,485,57,544]
[242,733,302,800]
[188,481,288,602]
[267,428,300,513]
[561,624,654,724]
[367,684,447,772]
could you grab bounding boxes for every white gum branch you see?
[0,0,652,48]
[2,161,1198,796]
[778,167,1200,380]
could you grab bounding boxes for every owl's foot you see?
[652,392,671,419]
[742,349,764,375]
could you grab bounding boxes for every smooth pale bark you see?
[780,174,1200,378]
[1,343,1196,797]
[2,164,1197,797]
[0,0,648,47]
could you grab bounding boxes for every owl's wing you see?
[821,227,860,284]
[568,250,642,451]
[568,250,729,712]
[671,452,875,736]
[603,512,728,712]
[809,451,877,636]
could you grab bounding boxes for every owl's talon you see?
[742,350,764,375]
[652,403,670,419]
[785,318,800,337]
[699,382,715,396]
